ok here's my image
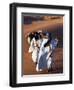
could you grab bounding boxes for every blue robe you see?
[38,38,50,70]
[38,38,58,70]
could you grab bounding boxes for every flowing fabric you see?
[37,38,51,70]
[37,38,58,71]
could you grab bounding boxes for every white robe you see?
[29,38,42,63]
[28,38,35,53]
[32,39,42,63]
[32,47,39,63]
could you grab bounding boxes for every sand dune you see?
[23,17,63,35]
